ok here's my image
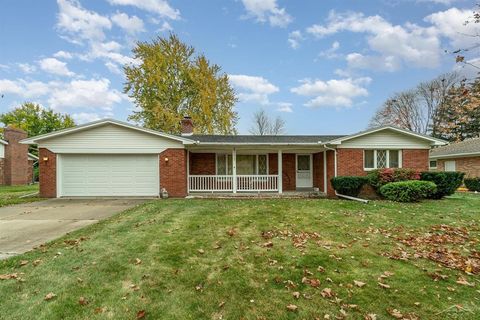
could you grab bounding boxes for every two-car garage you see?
[22,119,190,198]
[58,154,159,197]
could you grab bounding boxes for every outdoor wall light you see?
[43,157,49,161]
[165,157,169,162]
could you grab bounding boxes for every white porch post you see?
[278,149,283,193]
[232,148,237,193]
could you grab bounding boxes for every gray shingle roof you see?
[188,135,346,144]
[430,137,480,158]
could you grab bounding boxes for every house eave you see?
[430,152,480,160]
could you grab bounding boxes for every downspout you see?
[323,144,369,204]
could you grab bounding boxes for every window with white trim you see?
[364,150,402,169]
[216,154,268,175]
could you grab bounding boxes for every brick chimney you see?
[3,126,29,185]
[180,116,194,136]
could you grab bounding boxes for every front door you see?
[296,154,313,188]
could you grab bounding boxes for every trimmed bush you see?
[367,168,421,190]
[420,171,465,199]
[464,178,480,192]
[379,180,437,202]
[331,176,368,197]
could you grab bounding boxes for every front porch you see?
[186,147,328,195]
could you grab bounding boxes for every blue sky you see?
[0,0,478,134]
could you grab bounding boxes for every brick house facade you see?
[22,119,446,198]
[1,127,35,186]
[430,137,480,178]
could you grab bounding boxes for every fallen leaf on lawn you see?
[321,288,335,298]
[414,302,421,306]
[364,314,377,320]
[456,276,475,287]
[387,308,403,319]
[33,259,42,266]
[77,277,83,283]
[310,279,321,287]
[195,284,203,291]
[354,280,366,287]
[130,284,140,291]
[286,304,298,311]
[0,273,18,280]
[378,282,390,289]
[292,291,300,299]
[383,271,394,277]
[44,292,56,301]
[136,310,146,319]
[213,242,222,249]
[134,258,142,265]
[218,301,225,308]
[262,241,273,248]
[197,249,205,254]
[317,266,325,273]
[94,307,106,314]
[78,297,88,306]
[19,260,28,266]
[227,228,236,237]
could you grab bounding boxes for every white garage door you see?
[59,154,159,197]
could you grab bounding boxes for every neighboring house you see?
[21,117,447,198]
[0,127,37,185]
[429,137,480,178]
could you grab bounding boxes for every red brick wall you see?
[189,153,216,175]
[337,149,366,177]
[0,158,4,185]
[268,153,296,191]
[402,149,429,171]
[313,152,324,191]
[39,148,56,198]
[326,150,336,197]
[160,149,187,197]
[437,157,480,178]
[3,127,29,185]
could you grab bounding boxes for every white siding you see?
[39,124,183,153]
[337,130,432,149]
[0,144,4,158]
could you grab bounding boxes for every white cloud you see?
[417,0,457,5]
[277,102,293,113]
[425,7,480,49]
[288,30,304,49]
[56,0,112,44]
[318,41,341,59]
[72,112,103,123]
[17,63,36,74]
[157,21,173,32]
[0,78,124,111]
[111,12,145,34]
[53,50,73,59]
[241,0,292,27]
[107,0,180,20]
[291,77,371,108]
[229,74,279,105]
[39,58,75,77]
[306,10,441,71]
[48,78,123,110]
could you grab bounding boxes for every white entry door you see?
[296,154,313,188]
[58,154,159,197]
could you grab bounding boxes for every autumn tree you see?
[124,34,238,134]
[435,78,480,141]
[369,72,460,135]
[249,109,286,135]
[0,102,75,154]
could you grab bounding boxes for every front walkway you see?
[0,198,145,259]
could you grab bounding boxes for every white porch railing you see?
[188,175,278,192]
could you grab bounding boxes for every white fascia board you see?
[430,152,480,159]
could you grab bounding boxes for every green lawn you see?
[0,184,41,207]
[1,194,480,319]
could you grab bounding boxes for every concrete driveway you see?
[0,199,146,259]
